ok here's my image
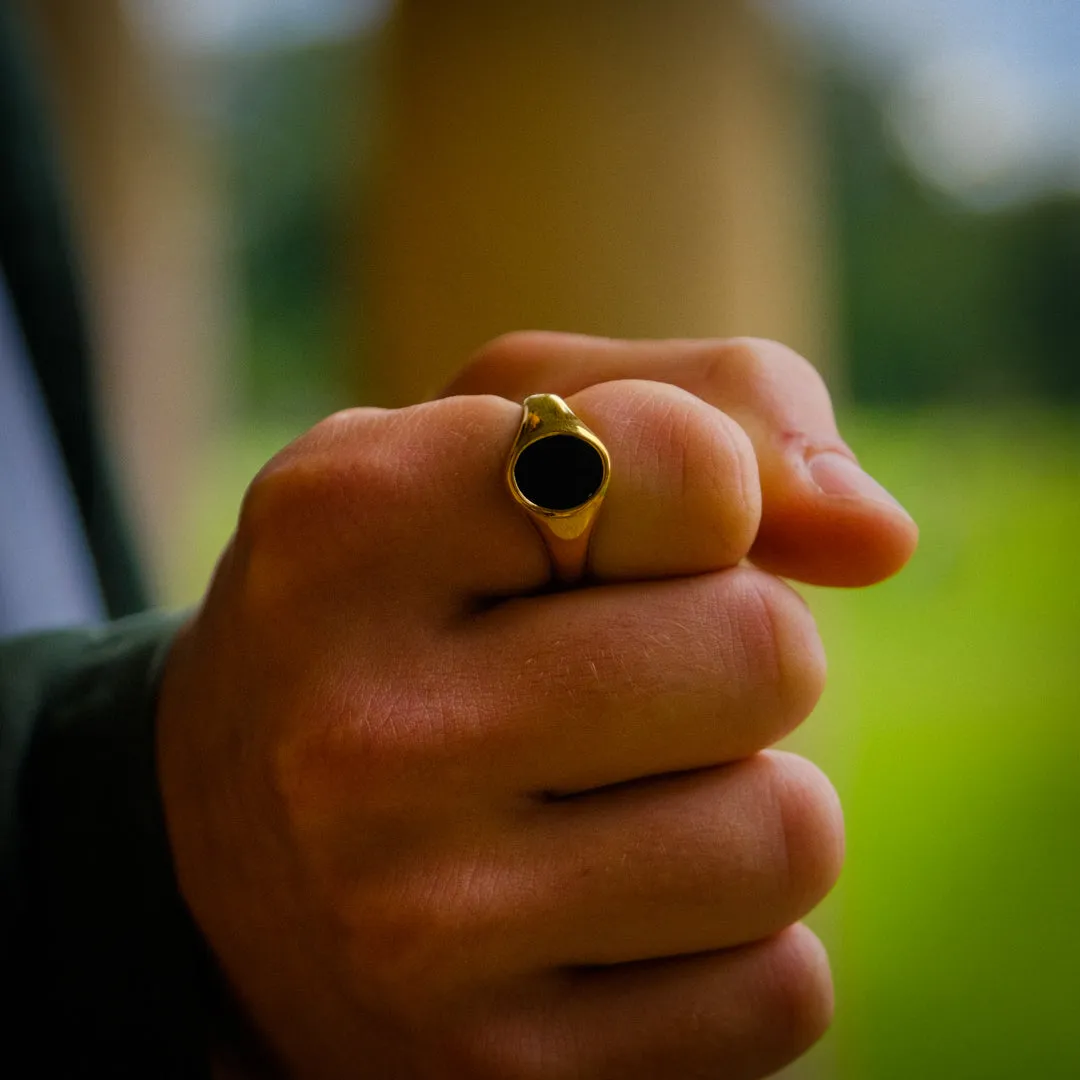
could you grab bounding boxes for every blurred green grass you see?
[806,407,1080,1079]
[172,406,1080,1079]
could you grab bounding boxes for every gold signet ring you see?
[506,393,611,583]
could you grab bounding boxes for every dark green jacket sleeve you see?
[0,612,218,1077]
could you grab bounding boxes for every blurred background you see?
[19,0,1080,1076]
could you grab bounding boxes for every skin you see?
[158,334,918,1079]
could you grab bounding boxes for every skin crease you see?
[159,335,918,1079]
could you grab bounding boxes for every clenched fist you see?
[158,335,917,1078]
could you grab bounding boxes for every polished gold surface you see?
[507,394,611,583]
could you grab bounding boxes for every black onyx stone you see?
[513,434,605,511]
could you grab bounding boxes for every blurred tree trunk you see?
[22,0,225,598]
[359,8,839,1078]
[359,0,836,406]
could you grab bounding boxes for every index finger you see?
[446,332,918,587]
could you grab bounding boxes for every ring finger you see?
[516,751,844,968]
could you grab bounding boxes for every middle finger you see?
[559,379,761,583]
[457,566,824,797]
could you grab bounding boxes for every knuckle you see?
[236,408,395,554]
[235,457,306,552]
[473,329,550,362]
[712,568,784,694]
[765,751,845,913]
[270,668,471,830]
[267,710,392,868]
[713,336,828,395]
[457,330,556,389]
[233,466,317,611]
[759,925,835,1064]
[402,391,519,449]
[733,569,827,725]
[348,854,513,1005]
[675,399,762,554]
[700,338,772,397]
[701,337,838,439]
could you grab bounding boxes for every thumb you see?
[446,333,918,587]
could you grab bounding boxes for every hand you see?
[158,335,915,1078]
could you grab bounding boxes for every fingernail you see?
[808,451,911,516]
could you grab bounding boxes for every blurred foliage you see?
[827,75,1080,406]
[220,45,1080,415]
[220,34,376,421]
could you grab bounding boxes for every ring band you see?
[506,393,611,583]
